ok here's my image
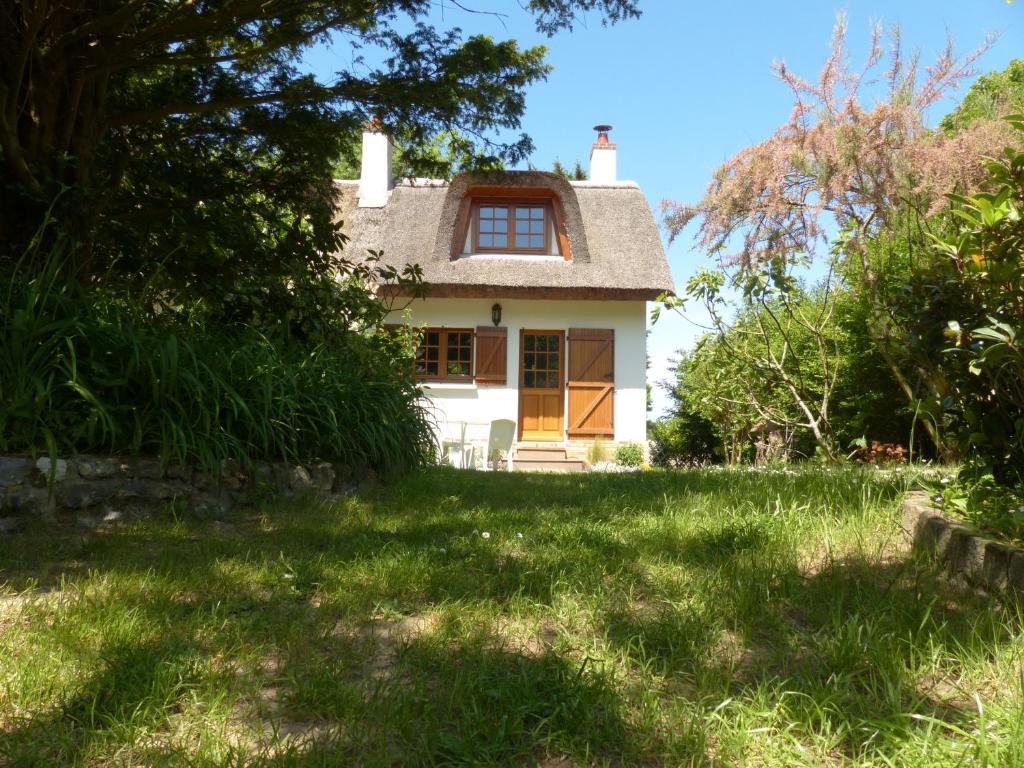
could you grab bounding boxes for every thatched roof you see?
[335,171,674,300]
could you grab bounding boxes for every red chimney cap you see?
[593,124,613,146]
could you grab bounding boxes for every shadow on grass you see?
[600,541,1020,760]
[0,467,1015,764]
[263,640,657,766]
[1,639,206,765]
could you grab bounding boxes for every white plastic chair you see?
[487,419,517,471]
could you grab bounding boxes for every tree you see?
[664,339,760,465]
[1,0,639,297]
[552,159,587,180]
[649,383,722,466]
[662,16,1012,457]
[665,264,845,461]
[941,59,1024,134]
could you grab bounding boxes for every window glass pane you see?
[515,207,530,220]
[536,335,547,352]
[480,207,493,218]
[524,353,534,369]
[531,207,545,219]
[444,331,472,378]
[480,219,493,233]
[494,207,508,218]
[530,220,544,233]
[493,233,508,248]
[427,347,439,361]
[530,234,544,248]
[515,220,529,234]
[479,234,493,247]
[494,219,507,233]
[549,336,559,352]
[524,372,535,388]
[525,335,534,351]
[426,332,439,345]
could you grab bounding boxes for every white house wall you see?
[387,297,648,457]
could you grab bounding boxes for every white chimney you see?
[358,121,393,207]
[589,124,617,183]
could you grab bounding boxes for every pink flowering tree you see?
[662,17,1011,457]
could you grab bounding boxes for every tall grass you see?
[0,238,432,472]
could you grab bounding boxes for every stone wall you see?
[901,491,1024,596]
[0,455,364,533]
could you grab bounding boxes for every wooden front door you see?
[567,329,614,439]
[519,330,565,441]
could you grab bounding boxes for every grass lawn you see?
[1,467,1022,766]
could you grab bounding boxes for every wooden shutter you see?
[567,329,614,438]
[475,326,507,385]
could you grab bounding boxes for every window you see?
[476,205,509,249]
[474,202,550,254]
[451,187,572,261]
[415,328,473,380]
[522,333,561,388]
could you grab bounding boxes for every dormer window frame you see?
[451,186,573,262]
[472,199,551,255]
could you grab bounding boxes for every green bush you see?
[0,243,432,474]
[614,442,645,467]
[649,409,721,467]
[910,116,1024,488]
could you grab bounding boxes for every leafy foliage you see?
[649,376,722,467]
[654,344,756,465]
[941,59,1024,134]
[662,18,1013,457]
[0,238,431,472]
[551,159,588,180]
[658,260,848,461]
[614,442,644,467]
[1,0,638,327]
[0,2,641,471]
[926,117,1024,487]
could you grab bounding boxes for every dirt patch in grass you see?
[490,616,559,658]
[341,611,442,682]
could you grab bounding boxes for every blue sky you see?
[306,1,1022,416]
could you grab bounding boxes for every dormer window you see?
[452,186,572,261]
[475,203,549,253]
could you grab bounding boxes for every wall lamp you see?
[491,303,502,326]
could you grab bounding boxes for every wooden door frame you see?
[517,329,566,442]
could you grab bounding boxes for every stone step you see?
[512,459,587,473]
[514,447,567,461]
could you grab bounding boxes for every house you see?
[336,125,674,469]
